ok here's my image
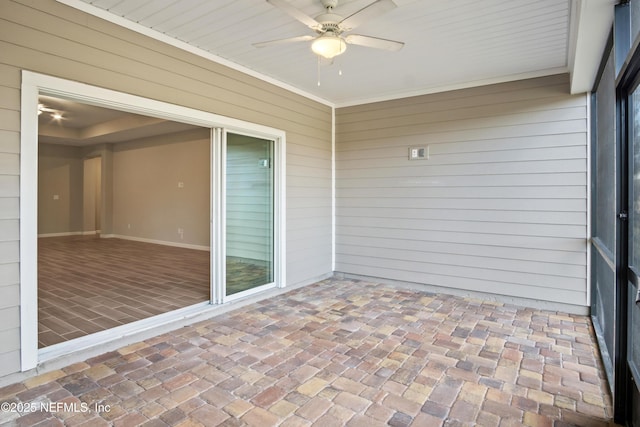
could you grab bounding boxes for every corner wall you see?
[335,74,589,309]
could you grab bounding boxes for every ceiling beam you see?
[568,0,616,94]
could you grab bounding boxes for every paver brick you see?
[296,396,332,421]
[297,378,328,397]
[242,407,280,426]
[0,279,615,427]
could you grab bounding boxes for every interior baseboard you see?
[101,233,210,251]
[38,231,84,238]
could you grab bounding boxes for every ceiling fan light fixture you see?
[311,33,347,59]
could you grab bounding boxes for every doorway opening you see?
[37,95,211,348]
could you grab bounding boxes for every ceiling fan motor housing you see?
[320,0,339,9]
[317,20,342,34]
[317,0,342,33]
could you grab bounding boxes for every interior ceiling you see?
[38,95,200,145]
[70,0,589,106]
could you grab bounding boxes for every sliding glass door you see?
[225,132,275,297]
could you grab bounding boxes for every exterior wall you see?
[335,74,589,308]
[0,0,332,378]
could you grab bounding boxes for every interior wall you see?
[335,74,589,309]
[0,0,332,378]
[82,143,113,235]
[111,130,211,247]
[38,143,84,235]
[82,156,101,233]
[39,129,212,246]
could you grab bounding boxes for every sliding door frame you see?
[215,128,285,304]
[20,71,286,371]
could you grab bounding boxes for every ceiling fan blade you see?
[267,0,321,29]
[339,0,397,30]
[253,35,315,48]
[344,34,404,51]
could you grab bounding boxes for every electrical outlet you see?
[409,146,429,160]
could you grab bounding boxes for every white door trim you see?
[20,71,287,371]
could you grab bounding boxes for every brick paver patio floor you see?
[0,278,615,426]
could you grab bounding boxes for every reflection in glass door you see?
[225,132,274,296]
[627,87,640,423]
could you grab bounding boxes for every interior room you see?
[37,95,213,347]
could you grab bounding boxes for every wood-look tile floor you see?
[38,236,212,348]
[1,278,616,426]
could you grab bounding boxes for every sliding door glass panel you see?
[628,88,640,386]
[225,132,274,296]
[632,89,640,270]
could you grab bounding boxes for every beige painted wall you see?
[82,156,101,233]
[0,0,333,378]
[38,129,210,247]
[111,131,211,247]
[38,143,84,235]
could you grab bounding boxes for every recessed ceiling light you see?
[38,104,63,120]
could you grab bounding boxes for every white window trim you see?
[20,71,286,371]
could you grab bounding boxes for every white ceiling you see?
[61,0,615,106]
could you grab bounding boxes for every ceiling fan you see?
[254,0,404,60]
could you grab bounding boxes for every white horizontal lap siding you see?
[335,74,589,306]
[0,0,332,378]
